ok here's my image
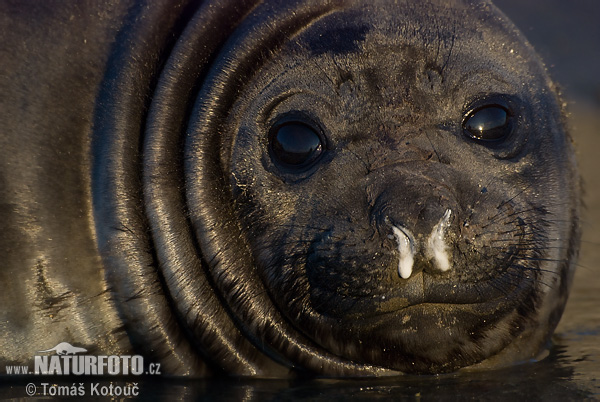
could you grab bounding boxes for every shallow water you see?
[1,1,598,400]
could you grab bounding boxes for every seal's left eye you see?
[463,105,513,142]
[270,122,324,168]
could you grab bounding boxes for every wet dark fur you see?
[0,0,580,377]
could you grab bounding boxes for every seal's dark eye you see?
[463,105,513,141]
[270,122,324,168]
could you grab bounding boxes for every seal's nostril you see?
[391,225,416,279]
[425,209,452,272]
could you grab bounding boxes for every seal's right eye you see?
[270,122,324,169]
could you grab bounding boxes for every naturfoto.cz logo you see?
[5,342,161,376]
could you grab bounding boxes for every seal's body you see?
[0,0,580,377]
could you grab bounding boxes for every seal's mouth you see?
[318,263,535,323]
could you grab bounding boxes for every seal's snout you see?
[388,209,453,279]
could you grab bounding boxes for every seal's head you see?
[98,0,582,376]
[211,0,580,373]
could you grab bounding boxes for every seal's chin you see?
[298,263,538,373]
[347,302,514,373]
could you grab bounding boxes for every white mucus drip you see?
[391,226,415,279]
[426,209,452,272]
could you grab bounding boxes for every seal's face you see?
[225,2,579,373]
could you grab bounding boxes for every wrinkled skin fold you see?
[0,0,580,377]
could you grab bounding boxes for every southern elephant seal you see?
[0,0,580,377]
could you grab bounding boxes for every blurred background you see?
[496,0,600,104]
